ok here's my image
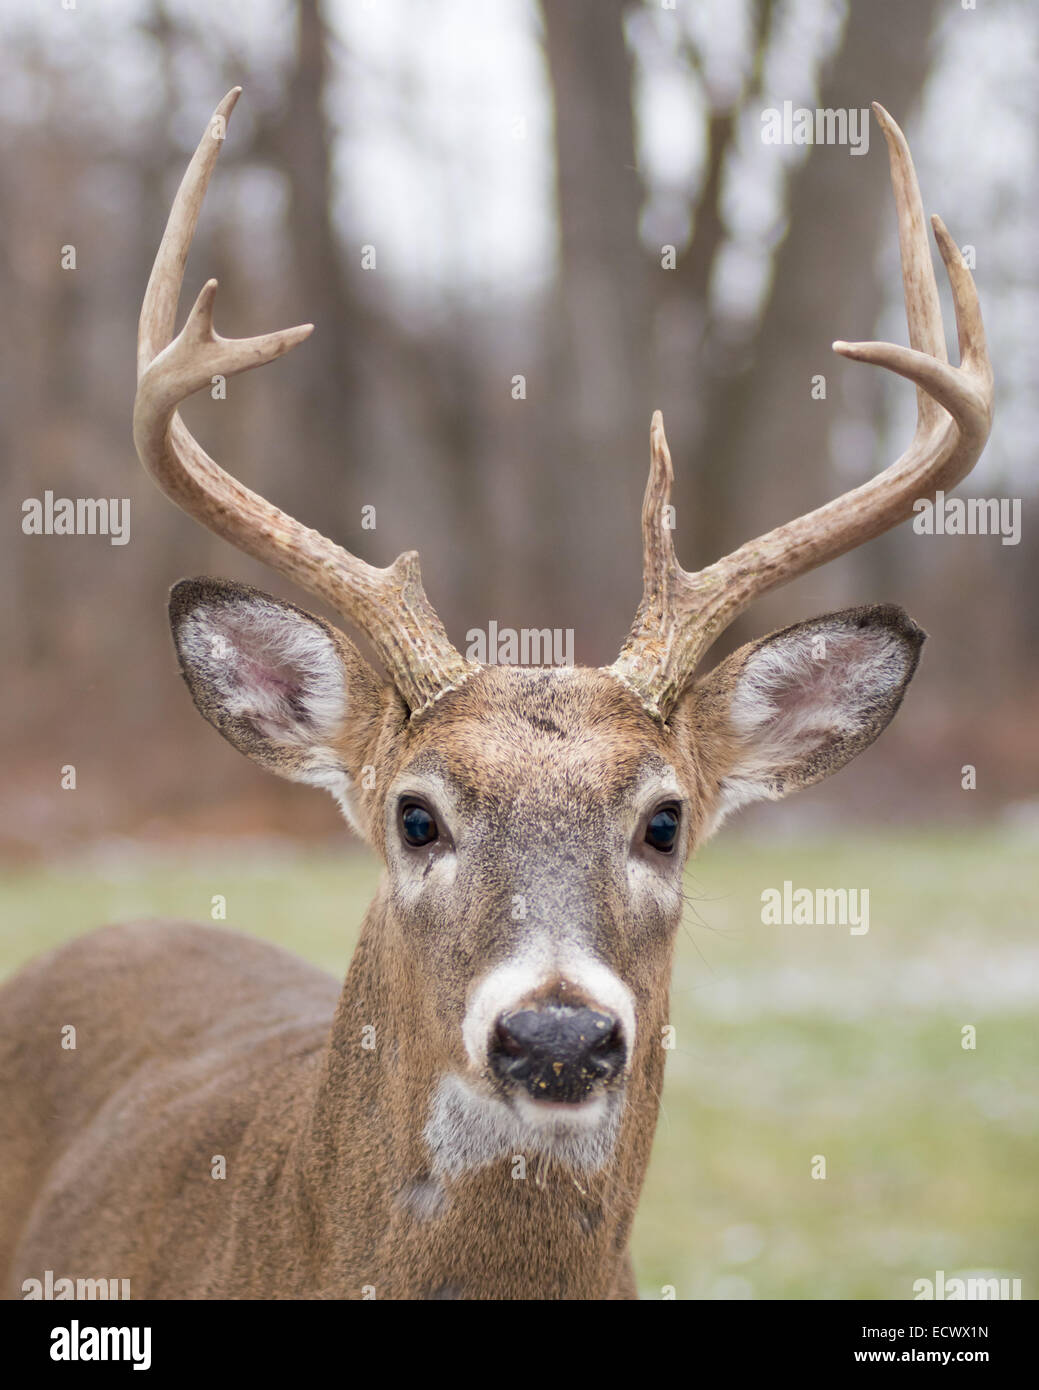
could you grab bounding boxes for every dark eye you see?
[400,801,438,847]
[645,806,680,854]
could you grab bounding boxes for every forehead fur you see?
[402,666,672,796]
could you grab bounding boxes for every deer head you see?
[134,91,991,1188]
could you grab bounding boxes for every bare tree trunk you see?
[267,0,368,531]
[674,0,942,656]
[540,0,650,661]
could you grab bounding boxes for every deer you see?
[0,90,992,1300]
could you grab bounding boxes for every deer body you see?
[4,670,676,1299]
[1,920,647,1299]
[0,93,991,1300]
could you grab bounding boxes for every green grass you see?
[2,829,1036,1300]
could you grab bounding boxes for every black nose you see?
[489,1006,627,1103]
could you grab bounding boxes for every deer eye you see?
[645,806,680,854]
[400,801,438,847]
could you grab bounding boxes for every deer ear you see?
[685,605,924,839]
[169,578,386,830]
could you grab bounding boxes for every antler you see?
[609,103,994,720]
[134,88,474,715]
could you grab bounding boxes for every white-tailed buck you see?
[1,92,991,1299]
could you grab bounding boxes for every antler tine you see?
[869,102,947,427]
[609,103,994,720]
[134,90,473,715]
[605,411,683,710]
[138,87,242,375]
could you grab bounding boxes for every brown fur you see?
[0,590,922,1299]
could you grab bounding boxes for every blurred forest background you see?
[3,0,1037,1302]
[2,0,1037,859]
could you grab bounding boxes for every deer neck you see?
[292,886,668,1299]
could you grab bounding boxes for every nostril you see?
[586,1021,626,1083]
[493,1017,526,1058]
[590,1020,624,1056]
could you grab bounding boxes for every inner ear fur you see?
[168,577,396,823]
[678,604,925,834]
